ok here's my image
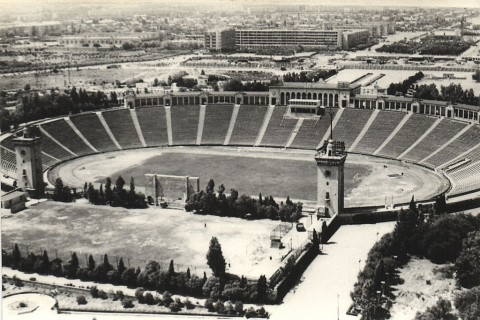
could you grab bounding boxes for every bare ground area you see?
[49,146,450,207]
[390,258,464,320]
[1,201,293,278]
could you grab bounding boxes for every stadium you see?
[2,85,479,201]
[1,85,480,313]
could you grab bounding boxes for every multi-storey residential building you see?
[204,28,236,52]
[342,29,370,50]
[235,29,343,50]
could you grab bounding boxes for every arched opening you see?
[302,92,306,99]
[329,93,334,107]
[307,92,312,99]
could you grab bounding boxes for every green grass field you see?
[96,152,371,201]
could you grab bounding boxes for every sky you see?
[2,0,480,8]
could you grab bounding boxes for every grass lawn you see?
[97,152,371,202]
[1,201,288,278]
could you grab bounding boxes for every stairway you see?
[224,104,241,145]
[129,109,147,147]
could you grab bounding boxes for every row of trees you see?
[222,79,282,92]
[377,38,473,56]
[414,83,480,106]
[83,176,147,209]
[185,179,303,222]
[386,71,424,96]
[282,69,337,83]
[0,87,119,132]
[3,237,272,304]
[350,197,480,319]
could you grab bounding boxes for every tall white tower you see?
[315,139,347,216]
[13,126,44,198]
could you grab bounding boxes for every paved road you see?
[269,222,395,320]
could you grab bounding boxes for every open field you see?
[50,147,450,207]
[1,201,292,278]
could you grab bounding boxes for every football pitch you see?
[51,146,450,207]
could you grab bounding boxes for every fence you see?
[2,240,210,278]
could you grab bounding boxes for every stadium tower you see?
[13,126,44,197]
[315,112,347,216]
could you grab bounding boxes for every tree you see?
[454,286,480,320]
[116,176,125,190]
[168,259,175,277]
[118,258,126,276]
[12,244,21,268]
[321,221,328,244]
[206,237,226,277]
[88,255,96,271]
[256,275,267,301]
[66,252,79,278]
[312,228,320,247]
[414,298,456,320]
[42,250,50,273]
[455,231,480,288]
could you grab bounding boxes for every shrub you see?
[162,291,173,306]
[122,298,134,309]
[174,297,184,308]
[169,301,181,312]
[234,301,244,314]
[98,290,108,300]
[90,286,99,298]
[135,288,145,303]
[185,298,195,310]
[245,307,257,318]
[76,295,87,305]
[214,299,225,314]
[29,277,36,281]
[144,292,155,305]
[205,298,215,312]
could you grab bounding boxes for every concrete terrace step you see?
[348,109,379,152]
[399,117,442,159]
[255,105,275,146]
[373,112,411,156]
[96,112,122,150]
[285,118,304,148]
[64,117,98,153]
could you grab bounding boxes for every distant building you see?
[342,29,370,50]
[432,29,461,41]
[0,21,62,37]
[60,34,152,48]
[235,29,343,50]
[204,28,236,52]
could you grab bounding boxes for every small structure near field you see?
[1,190,28,213]
[144,174,200,207]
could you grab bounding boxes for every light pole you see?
[337,293,339,320]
